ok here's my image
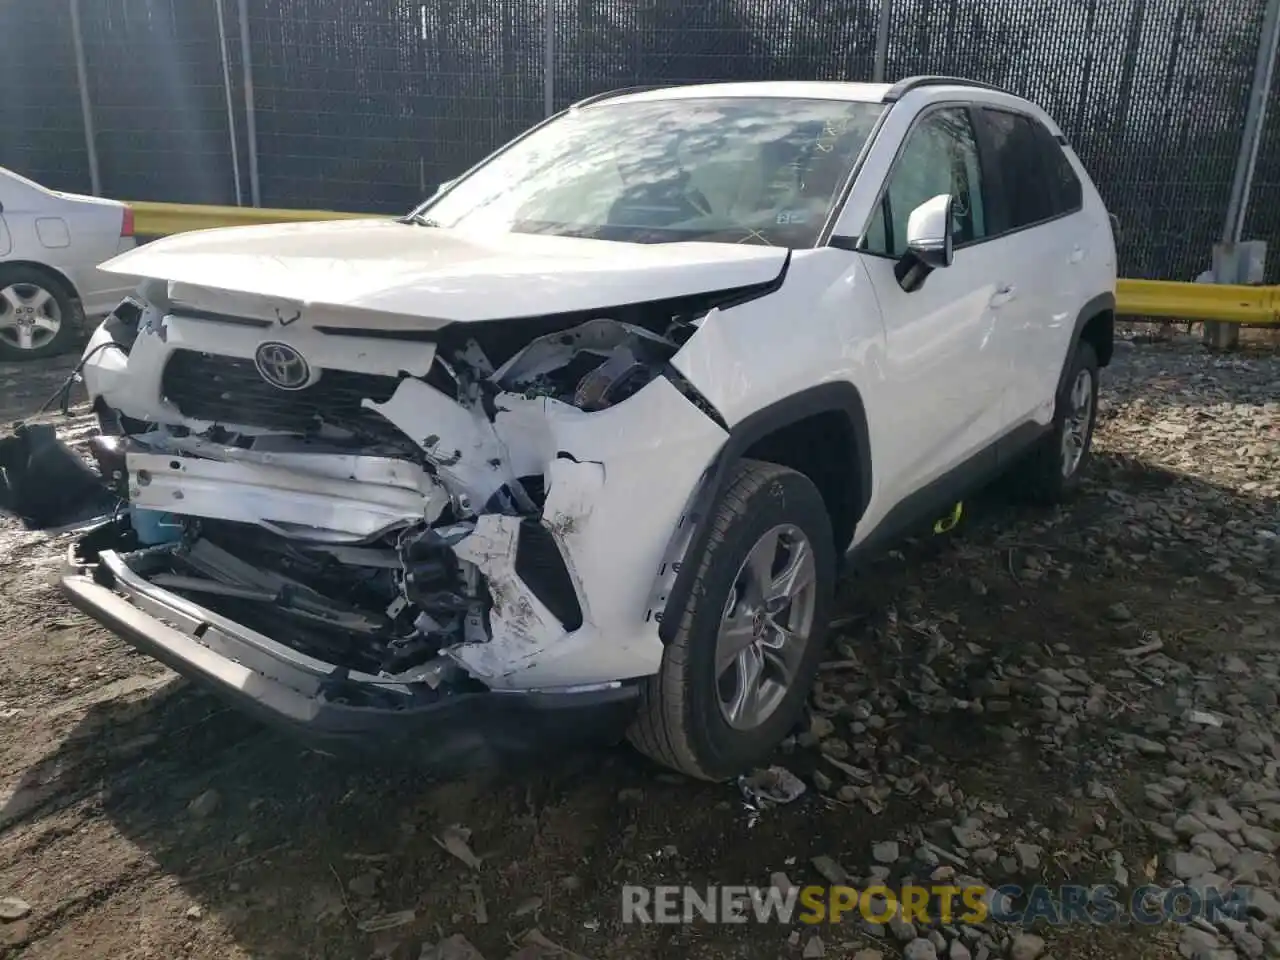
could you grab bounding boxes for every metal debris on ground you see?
[738,765,806,825]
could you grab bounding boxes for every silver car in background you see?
[0,167,136,360]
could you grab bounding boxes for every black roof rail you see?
[882,75,1014,102]
[570,85,673,109]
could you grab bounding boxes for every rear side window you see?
[978,108,1082,233]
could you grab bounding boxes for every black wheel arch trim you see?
[1056,291,1115,399]
[656,381,872,644]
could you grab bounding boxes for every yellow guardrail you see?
[129,202,1280,325]
[1116,279,1279,325]
[130,201,374,236]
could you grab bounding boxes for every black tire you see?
[1009,339,1100,504]
[0,264,81,361]
[628,459,836,781]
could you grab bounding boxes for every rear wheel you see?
[628,459,835,781]
[1009,339,1099,504]
[0,265,79,361]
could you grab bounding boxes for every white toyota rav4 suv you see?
[62,77,1116,780]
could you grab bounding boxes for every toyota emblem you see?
[254,341,311,391]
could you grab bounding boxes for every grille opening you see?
[160,349,402,434]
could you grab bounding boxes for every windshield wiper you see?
[400,212,442,227]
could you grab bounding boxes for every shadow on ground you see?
[0,442,1272,959]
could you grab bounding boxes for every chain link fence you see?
[1,0,1277,281]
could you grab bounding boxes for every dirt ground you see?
[0,335,1276,960]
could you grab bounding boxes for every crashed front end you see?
[60,272,752,768]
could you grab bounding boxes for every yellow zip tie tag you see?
[933,500,964,534]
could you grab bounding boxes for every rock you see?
[771,872,794,893]
[1177,815,1210,838]
[973,847,999,866]
[1132,736,1167,756]
[1234,930,1266,959]
[804,935,826,959]
[822,739,852,759]
[1106,602,1133,622]
[811,855,850,884]
[929,930,947,951]
[1194,832,1241,868]
[873,841,901,864]
[512,896,543,917]
[889,916,917,942]
[185,905,203,920]
[1182,927,1225,957]
[1243,827,1280,853]
[950,941,973,960]
[852,951,885,960]
[1014,842,1042,872]
[1239,732,1266,756]
[904,939,938,960]
[811,715,836,739]
[952,823,991,850]
[348,872,379,898]
[420,934,485,960]
[1172,851,1218,881]
[0,897,31,922]
[1213,800,1250,833]
[1245,888,1280,922]
[187,788,221,818]
[1009,933,1046,960]
[813,770,834,792]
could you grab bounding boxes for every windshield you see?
[416,97,885,247]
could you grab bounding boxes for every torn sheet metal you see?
[363,378,514,508]
[456,374,727,689]
[448,515,567,680]
[127,452,445,542]
[492,317,675,387]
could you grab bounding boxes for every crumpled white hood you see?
[101,218,788,328]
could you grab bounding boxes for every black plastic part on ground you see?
[0,423,116,528]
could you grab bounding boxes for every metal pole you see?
[1223,0,1280,243]
[873,0,893,82]
[543,0,555,116]
[69,0,101,195]
[237,0,262,207]
[214,0,244,206]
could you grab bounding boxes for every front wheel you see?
[628,459,835,781]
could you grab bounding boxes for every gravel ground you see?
[0,334,1276,960]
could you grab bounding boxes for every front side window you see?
[863,107,987,258]
[415,97,885,248]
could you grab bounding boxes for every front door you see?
[856,105,1012,505]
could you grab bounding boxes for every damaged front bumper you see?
[60,525,639,770]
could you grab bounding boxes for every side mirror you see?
[905,193,954,269]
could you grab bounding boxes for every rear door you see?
[972,107,1088,428]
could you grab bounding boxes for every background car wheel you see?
[1009,339,1100,504]
[628,459,835,781]
[0,265,80,361]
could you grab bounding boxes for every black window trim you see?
[970,105,1085,241]
[847,100,993,262]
